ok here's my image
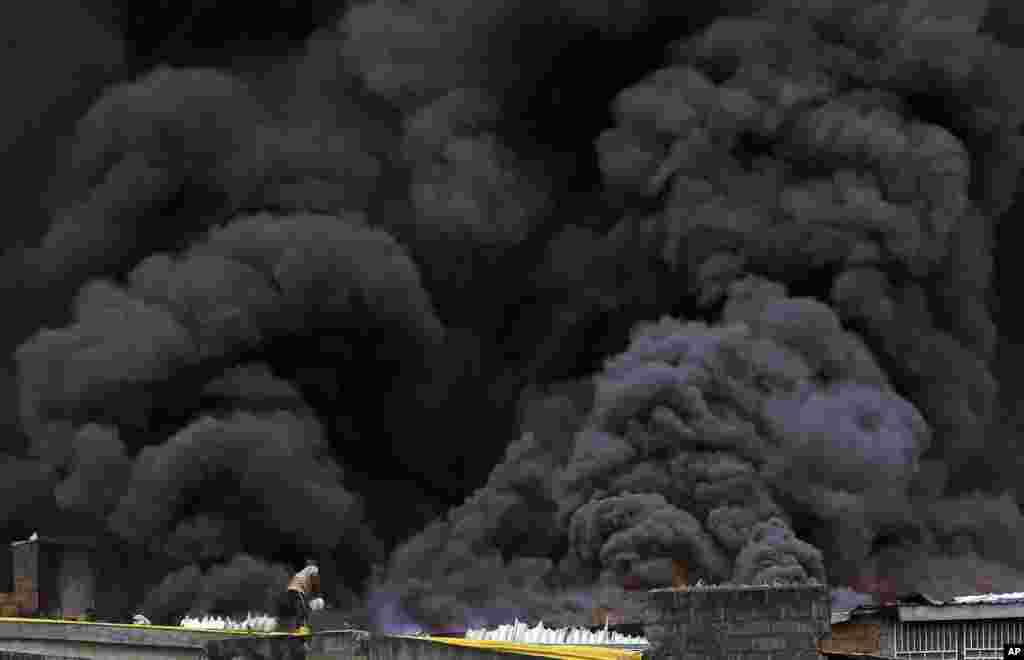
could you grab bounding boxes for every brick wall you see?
[0,576,37,617]
[820,621,886,655]
[205,636,307,660]
[643,583,831,660]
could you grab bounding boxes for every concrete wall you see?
[205,635,308,660]
[0,618,310,660]
[643,583,831,660]
[309,630,370,658]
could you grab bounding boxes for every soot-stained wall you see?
[643,583,831,660]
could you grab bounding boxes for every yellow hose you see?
[412,636,645,660]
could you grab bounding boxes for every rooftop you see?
[835,592,1024,624]
[951,592,1024,605]
[651,579,825,592]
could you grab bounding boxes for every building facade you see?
[826,593,1024,660]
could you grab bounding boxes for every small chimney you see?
[672,559,688,588]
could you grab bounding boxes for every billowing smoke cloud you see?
[27,67,272,287]
[141,554,292,623]
[589,0,1019,480]
[6,0,1024,631]
[106,411,365,553]
[363,278,909,624]
[0,0,123,248]
[17,211,443,433]
[13,206,443,614]
[354,0,1024,626]
[0,455,58,527]
[54,424,132,519]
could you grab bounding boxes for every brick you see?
[735,621,774,635]
[783,633,817,650]
[15,595,36,612]
[788,650,822,660]
[751,636,787,651]
[772,620,816,635]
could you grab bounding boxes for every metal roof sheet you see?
[832,611,853,624]
[891,591,1024,621]
[951,592,1024,605]
[899,604,1024,622]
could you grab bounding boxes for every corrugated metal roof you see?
[898,603,1024,622]
[951,592,1024,605]
[838,593,1024,625]
[892,591,1024,621]
[889,592,1024,608]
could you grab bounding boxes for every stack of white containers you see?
[178,613,278,632]
[464,619,647,645]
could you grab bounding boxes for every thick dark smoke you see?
[3,0,1024,629]
[141,554,293,622]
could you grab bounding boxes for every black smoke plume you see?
[3,0,1024,628]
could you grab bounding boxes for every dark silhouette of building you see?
[0,535,97,620]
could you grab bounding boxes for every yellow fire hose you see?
[411,636,645,660]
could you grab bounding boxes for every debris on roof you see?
[832,611,852,625]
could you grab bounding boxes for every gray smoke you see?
[5,0,1024,628]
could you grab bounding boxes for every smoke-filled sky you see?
[4,0,1024,629]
